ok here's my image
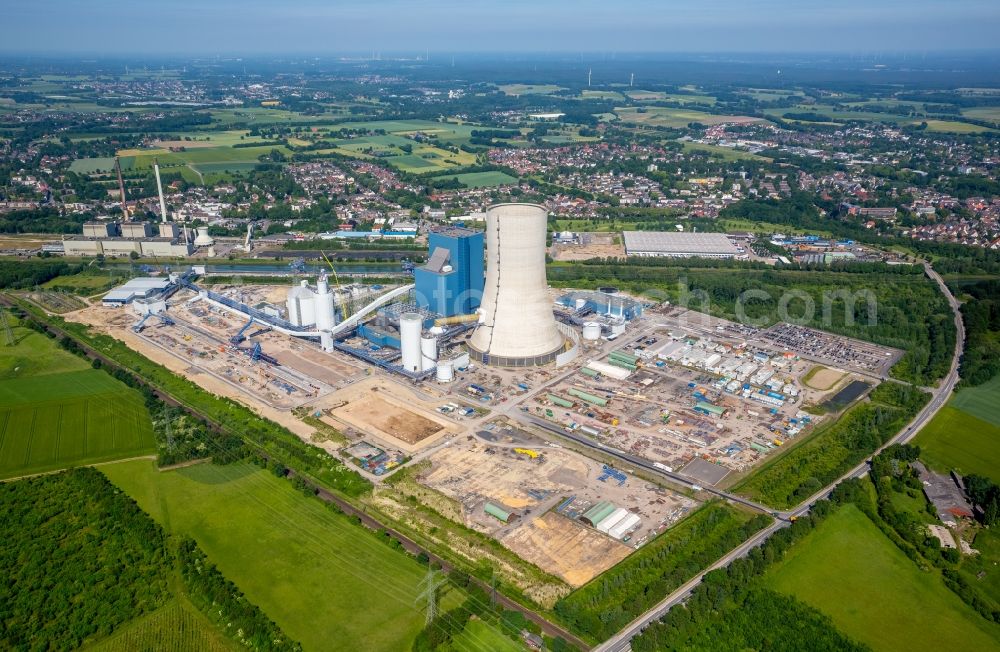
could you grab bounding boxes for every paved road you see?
[592,262,965,652]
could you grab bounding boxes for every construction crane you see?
[320,251,349,319]
[114,156,129,219]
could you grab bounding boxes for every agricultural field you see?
[91,601,236,652]
[497,84,565,96]
[580,90,625,101]
[764,504,1000,652]
[316,120,479,172]
[116,144,290,176]
[914,405,1000,483]
[101,459,469,652]
[962,106,1000,125]
[0,368,156,479]
[626,90,717,105]
[0,323,90,380]
[680,141,769,161]
[449,619,524,652]
[923,119,996,133]
[951,374,1000,426]
[68,156,117,173]
[614,106,763,129]
[429,170,518,188]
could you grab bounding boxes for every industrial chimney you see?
[467,203,564,367]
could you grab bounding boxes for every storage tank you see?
[420,336,437,371]
[314,274,335,332]
[193,227,214,247]
[468,204,564,367]
[399,312,423,372]
[436,360,454,383]
[286,280,315,327]
[582,322,602,341]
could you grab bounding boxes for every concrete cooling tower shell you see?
[468,203,565,367]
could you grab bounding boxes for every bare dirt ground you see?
[802,365,847,391]
[501,511,630,586]
[324,376,457,452]
[67,305,318,440]
[550,233,625,261]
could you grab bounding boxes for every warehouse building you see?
[623,231,740,259]
[102,277,173,306]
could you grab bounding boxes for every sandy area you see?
[501,512,630,586]
[803,365,847,391]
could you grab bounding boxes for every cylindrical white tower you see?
[468,203,564,367]
[582,322,602,341]
[436,360,454,383]
[319,331,334,352]
[314,274,335,332]
[420,336,437,371]
[286,280,316,327]
[399,312,423,373]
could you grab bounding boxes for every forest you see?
[954,279,1000,387]
[0,468,172,650]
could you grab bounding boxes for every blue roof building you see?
[414,227,484,317]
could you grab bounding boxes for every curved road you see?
[592,262,965,652]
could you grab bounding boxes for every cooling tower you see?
[468,203,565,367]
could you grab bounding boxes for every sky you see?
[5,0,1000,56]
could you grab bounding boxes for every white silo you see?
[286,280,315,327]
[582,322,602,341]
[319,331,334,352]
[314,273,336,332]
[420,335,437,371]
[436,360,454,383]
[468,203,564,367]
[399,312,423,372]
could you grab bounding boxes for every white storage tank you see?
[399,312,423,373]
[436,360,454,383]
[582,322,602,341]
[420,336,437,371]
[286,280,315,327]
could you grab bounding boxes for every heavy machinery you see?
[132,312,175,333]
[230,318,255,345]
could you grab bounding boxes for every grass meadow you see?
[0,369,156,479]
[914,405,1000,483]
[101,460,479,652]
[764,504,1000,652]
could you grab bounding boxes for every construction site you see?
[56,202,905,597]
[414,420,696,586]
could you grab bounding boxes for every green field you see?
[914,405,1000,483]
[0,325,89,380]
[91,601,235,652]
[101,459,468,652]
[962,107,1000,125]
[0,369,156,479]
[923,119,996,133]
[764,504,1000,652]
[69,156,117,173]
[614,106,763,128]
[497,84,565,96]
[952,374,1000,426]
[430,171,518,188]
[681,141,769,161]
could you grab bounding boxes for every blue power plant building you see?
[414,227,484,317]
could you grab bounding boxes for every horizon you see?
[5,0,1000,56]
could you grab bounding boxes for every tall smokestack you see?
[467,203,564,367]
[153,158,168,224]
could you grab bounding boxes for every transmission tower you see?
[415,568,446,626]
[0,307,13,346]
[161,406,175,450]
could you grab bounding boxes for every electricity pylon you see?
[415,568,446,626]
